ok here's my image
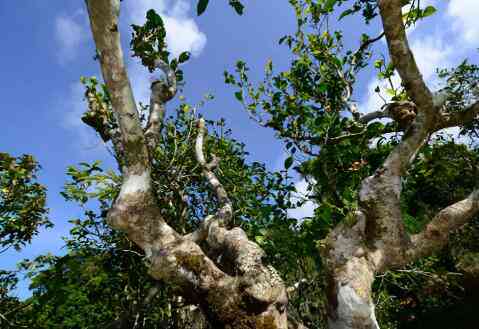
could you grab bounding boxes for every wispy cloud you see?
[56,1,207,151]
[447,0,479,45]
[54,11,88,63]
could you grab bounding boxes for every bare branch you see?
[378,0,434,113]
[408,190,479,262]
[327,131,367,144]
[437,101,479,130]
[191,120,286,302]
[195,118,233,222]
[145,59,178,147]
[187,118,233,243]
[357,32,385,54]
[359,109,390,124]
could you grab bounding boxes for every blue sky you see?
[0,0,478,298]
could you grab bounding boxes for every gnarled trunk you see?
[326,257,378,329]
[322,212,380,329]
[84,1,289,328]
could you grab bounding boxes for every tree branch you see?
[85,0,149,176]
[145,59,177,148]
[408,190,479,262]
[378,0,434,114]
[85,0,229,295]
[359,109,390,124]
[436,101,479,130]
[187,118,233,243]
[356,0,439,262]
[357,32,385,54]
[86,2,288,326]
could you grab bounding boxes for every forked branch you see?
[408,190,479,262]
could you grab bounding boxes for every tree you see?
[0,153,50,253]
[77,2,293,327]
[0,152,50,327]
[5,0,478,328]
[225,0,479,328]
[19,108,297,328]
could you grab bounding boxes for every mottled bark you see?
[84,1,288,327]
[408,190,479,261]
[323,213,379,329]
[436,101,479,130]
[324,1,479,328]
[145,59,177,149]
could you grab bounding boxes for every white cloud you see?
[54,11,88,63]
[410,36,452,85]
[447,0,479,45]
[125,0,207,58]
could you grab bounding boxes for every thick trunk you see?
[84,2,289,328]
[326,257,379,329]
[322,212,380,329]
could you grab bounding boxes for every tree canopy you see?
[1,1,478,328]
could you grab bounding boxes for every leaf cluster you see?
[0,153,51,252]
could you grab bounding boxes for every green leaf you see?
[265,59,273,75]
[422,5,437,18]
[324,0,338,12]
[229,0,244,15]
[234,91,243,102]
[284,156,294,169]
[146,9,163,27]
[178,51,191,63]
[338,8,354,20]
[197,0,209,15]
[318,83,328,93]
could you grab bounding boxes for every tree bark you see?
[322,1,479,328]
[84,1,288,328]
[327,258,378,329]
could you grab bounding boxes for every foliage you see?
[0,153,50,327]
[437,60,479,136]
[130,9,190,84]
[223,0,479,327]
[197,0,244,16]
[0,153,51,252]
[17,102,306,327]
[3,1,479,328]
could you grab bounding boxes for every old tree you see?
[2,0,479,328]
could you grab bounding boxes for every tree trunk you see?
[84,3,289,328]
[322,212,380,329]
[326,257,379,329]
